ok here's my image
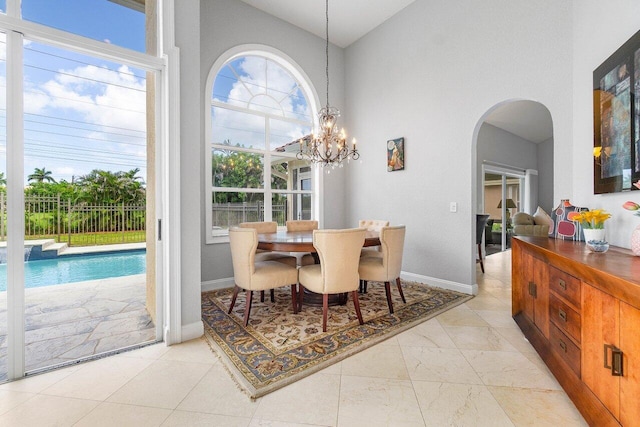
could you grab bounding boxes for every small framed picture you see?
[387,137,404,172]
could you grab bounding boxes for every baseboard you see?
[201,277,234,292]
[181,320,204,342]
[401,271,476,295]
[202,274,476,295]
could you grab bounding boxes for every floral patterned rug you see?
[201,281,472,398]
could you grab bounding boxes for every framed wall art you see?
[387,137,404,172]
[593,28,640,194]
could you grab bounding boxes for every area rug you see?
[201,280,472,399]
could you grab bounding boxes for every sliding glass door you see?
[0,0,164,383]
[483,169,524,253]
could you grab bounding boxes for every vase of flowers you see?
[622,186,640,256]
[575,209,611,244]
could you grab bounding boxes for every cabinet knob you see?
[558,309,567,322]
[558,279,566,290]
[559,339,567,353]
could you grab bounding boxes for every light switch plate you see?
[450,202,457,213]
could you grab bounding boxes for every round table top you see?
[257,229,380,252]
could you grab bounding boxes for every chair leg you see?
[478,243,485,273]
[243,290,253,327]
[270,289,275,303]
[396,277,406,304]
[228,285,240,314]
[359,280,364,293]
[351,291,364,325]
[384,281,394,314]
[363,280,368,293]
[322,294,329,332]
[260,290,265,302]
[298,284,304,312]
[290,284,298,314]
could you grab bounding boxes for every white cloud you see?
[212,56,313,151]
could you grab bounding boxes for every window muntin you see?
[210,54,315,236]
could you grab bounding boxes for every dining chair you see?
[298,228,366,332]
[286,220,319,266]
[240,221,297,302]
[358,225,406,314]
[358,219,390,262]
[228,227,299,326]
[476,214,490,273]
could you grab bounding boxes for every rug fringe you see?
[200,335,258,400]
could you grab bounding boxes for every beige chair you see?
[228,227,299,326]
[239,221,297,302]
[286,220,318,232]
[358,219,389,258]
[298,228,366,332]
[358,225,406,314]
[286,220,319,266]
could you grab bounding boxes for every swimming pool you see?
[0,250,146,291]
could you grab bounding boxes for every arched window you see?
[206,49,318,239]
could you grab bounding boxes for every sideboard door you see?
[620,301,640,425]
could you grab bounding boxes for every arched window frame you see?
[204,45,321,243]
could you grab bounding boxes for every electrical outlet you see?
[450,202,457,213]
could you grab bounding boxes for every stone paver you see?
[0,274,155,381]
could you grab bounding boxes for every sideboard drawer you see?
[549,266,581,308]
[549,323,581,378]
[549,293,581,344]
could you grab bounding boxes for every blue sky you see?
[0,0,147,185]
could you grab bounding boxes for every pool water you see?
[0,250,146,291]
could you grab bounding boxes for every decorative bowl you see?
[586,240,609,253]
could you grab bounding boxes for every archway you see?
[472,100,554,280]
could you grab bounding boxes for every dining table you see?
[257,229,381,306]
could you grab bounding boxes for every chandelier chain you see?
[325,0,329,107]
[296,0,360,169]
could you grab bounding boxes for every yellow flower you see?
[575,209,611,229]
[593,146,602,158]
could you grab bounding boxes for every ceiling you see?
[484,101,553,144]
[240,0,416,48]
[239,2,553,144]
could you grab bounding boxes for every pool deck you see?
[0,273,156,381]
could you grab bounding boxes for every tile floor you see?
[0,251,587,426]
[0,274,155,381]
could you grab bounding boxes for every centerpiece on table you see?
[575,209,611,252]
[622,179,640,256]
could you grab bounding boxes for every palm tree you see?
[28,167,56,183]
[0,172,6,186]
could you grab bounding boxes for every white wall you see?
[344,0,573,292]
[537,137,554,212]
[175,0,202,334]
[198,0,347,284]
[572,0,640,248]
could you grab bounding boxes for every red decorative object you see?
[550,199,588,241]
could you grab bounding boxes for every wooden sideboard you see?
[512,236,640,426]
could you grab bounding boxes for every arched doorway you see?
[473,100,554,272]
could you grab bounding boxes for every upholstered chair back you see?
[229,227,257,289]
[380,225,406,280]
[286,220,319,232]
[313,228,365,293]
[239,221,277,234]
[358,219,389,231]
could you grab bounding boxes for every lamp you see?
[296,0,359,169]
[497,198,517,223]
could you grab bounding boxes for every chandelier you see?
[297,0,359,168]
